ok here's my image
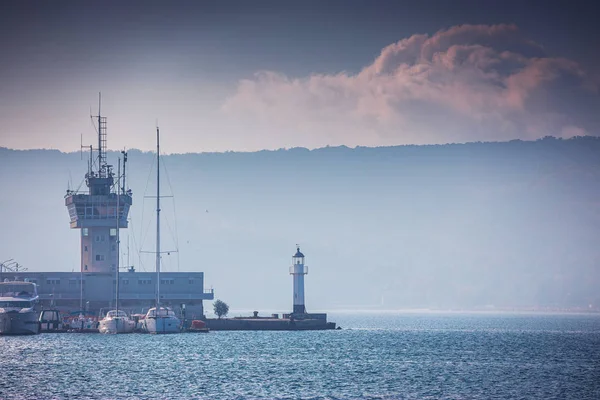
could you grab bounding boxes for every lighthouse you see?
[290,246,308,314]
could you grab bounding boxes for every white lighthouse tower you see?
[290,246,308,314]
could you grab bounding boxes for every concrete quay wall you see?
[206,318,336,331]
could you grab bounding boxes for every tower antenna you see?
[121,149,128,195]
[90,92,108,177]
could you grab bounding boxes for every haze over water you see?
[2,312,599,399]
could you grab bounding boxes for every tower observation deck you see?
[64,98,132,274]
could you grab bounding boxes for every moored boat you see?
[142,306,181,334]
[39,309,63,332]
[98,309,135,334]
[0,281,40,335]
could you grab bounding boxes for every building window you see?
[82,228,89,236]
[160,279,174,285]
[111,245,116,251]
[110,228,117,237]
[84,265,88,271]
[188,279,195,285]
[95,235,106,242]
[95,254,105,261]
[122,279,129,285]
[46,279,60,285]
[138,279,152,285]
[84,245,88,252]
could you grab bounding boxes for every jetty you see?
[205,247,336,331]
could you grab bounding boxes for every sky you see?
[1,0,599,154]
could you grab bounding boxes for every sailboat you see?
[98,157,136,334]
[142,126,181,334]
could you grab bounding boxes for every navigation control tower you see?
[64,98,132,274]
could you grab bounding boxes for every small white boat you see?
[0,281,40,335]
[142,307,181,334]
[72,316,97,330]
[98,309,135,334]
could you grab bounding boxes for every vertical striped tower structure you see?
[290,246,308,314]
[64,98,132,274]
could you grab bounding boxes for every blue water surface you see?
[1,312,599,399]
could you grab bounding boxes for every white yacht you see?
[142,306,180,334]
[0,281,40,335]
[142,126,181,334]
[98,309,135,334]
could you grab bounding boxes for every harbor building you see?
[5,271,212,319]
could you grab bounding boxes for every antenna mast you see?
[121,150,128,195]
[116,157,121,315]
[156,126,161,310]
[96,93,108,177]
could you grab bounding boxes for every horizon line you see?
[1,135,598,156]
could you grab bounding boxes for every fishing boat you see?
[0,280,40,335]
[142,126,181,334]
[39,309,64,332]
[98,157,135,334]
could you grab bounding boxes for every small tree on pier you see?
[213,299,229,319]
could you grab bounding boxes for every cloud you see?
[222,24,598,149]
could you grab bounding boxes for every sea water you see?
[1,312,599,399]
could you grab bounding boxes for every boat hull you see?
[98,317,135,334]
[143,316,181,334]
[0,311,40,335]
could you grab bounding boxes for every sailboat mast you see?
[156,127,161,310]
[80,252,83,314]
[116,158,121,315]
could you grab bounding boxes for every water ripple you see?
[1,313,599,399]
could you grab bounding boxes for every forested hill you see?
[1,136,599,311]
